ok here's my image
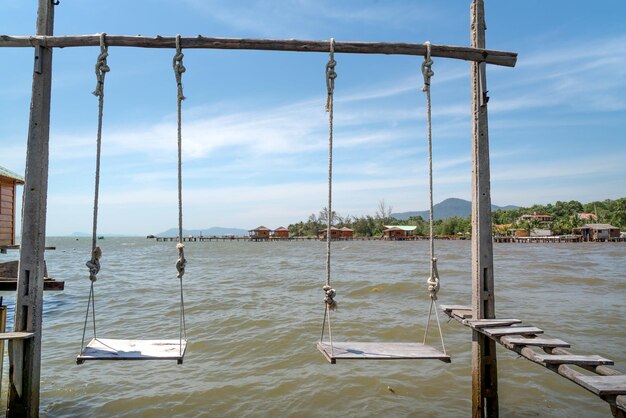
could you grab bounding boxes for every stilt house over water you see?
[0,165,24,248]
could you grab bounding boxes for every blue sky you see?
[1,1,625,236]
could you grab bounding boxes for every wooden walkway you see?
[442,305,626,416]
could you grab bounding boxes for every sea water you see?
[0,237,624,417]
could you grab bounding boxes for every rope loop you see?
[427,257,440,300]
[325,38,337,112]
[93,33,110,98]
[421,41,434,93]
[176,242,186,280]
[173,34,186,102]
[86,246,102,282]
[323,284,337,311]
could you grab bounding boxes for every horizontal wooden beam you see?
[0,34,517,67]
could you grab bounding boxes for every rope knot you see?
[173,35,186,101]
[325,38,337,112]
[427,256,440,300]
[176,242,186,280]
[86,246,102,282]
[421,41,434,93]
[323,284,337,311]
[92,33,110,98]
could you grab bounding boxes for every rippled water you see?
[0,238,624,417]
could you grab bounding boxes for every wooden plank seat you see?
[481,326,543,337]
[575,375,626,396]
[536,354,613,367]
[317,341,451,364]
[466,319,522,329]
[500,336,570,348]
[77,338,187,365]
[0,332,34,340]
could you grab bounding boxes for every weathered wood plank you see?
[0,332,34,340]
[500,336,570,348]
[441,304,472,312]
[481,326,543,337]
[317,341,450,363]
[467,319,522,328]
[575,375,626,396]
[76,338,187,364]
[0,35,518,67]
[537,354,613,366]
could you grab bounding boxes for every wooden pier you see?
[442,305,626,416]
[152,236,382,242]
[150,235,470,243]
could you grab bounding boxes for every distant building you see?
[319,226,342,240]
[577,213,598,222]
[530,228,552,237]
[519,213,552,222]
[272,226,289,239]
[249,226,271,239]
[0,165,24,247]
[573,223,620,242]
[383,225,417,240]
[340,227,353,239]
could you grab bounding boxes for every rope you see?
[81,33,109,354]
[320,39,337,353]
[173,34,187,283]
[324,38,337,312]
[173,34,188,350]
[420,41,446,355]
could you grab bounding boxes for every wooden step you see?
[467,319,522,329]
[537,354,613,366]
[441,305,473,320]
[575,375,626,396]
[500,336,570,348]
[482,326,543,337]
[441,305,471,313]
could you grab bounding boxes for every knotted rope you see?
[320,39,338,352]
[86,246,102,282]
[420,42,446,355]
[173,34,187,282]
[324,38,337,312]
[92,33,110,99]
[173,34,187,103]
[173,35,188,351]
[81,33,110,356]
[422,41,439,302]
[88,32,109,280]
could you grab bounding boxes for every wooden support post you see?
[470,1,498,417]
[7,0,54,416]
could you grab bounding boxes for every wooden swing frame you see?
[7,2,623,415]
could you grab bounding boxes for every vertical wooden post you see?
[470,0,498,417]
[0,303,6,394]
[7,0,54,416]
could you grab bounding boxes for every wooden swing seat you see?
[317,341,450,364]
[77,338,187,365]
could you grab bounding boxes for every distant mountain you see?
[391,198,519,221]
[156,227,249,237]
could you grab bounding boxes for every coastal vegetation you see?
[288,198,626,238]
